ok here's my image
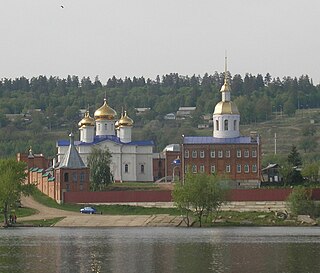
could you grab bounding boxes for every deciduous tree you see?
[87,146,113,191]
[0,159,34,226]
[172,172,227,227]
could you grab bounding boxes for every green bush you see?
[287,186,319,217]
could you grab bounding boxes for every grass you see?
[107,182,162,191]
[194,210,312,227]
[31,189,180,215]
[0,208,36,223]
[17,217,65,227]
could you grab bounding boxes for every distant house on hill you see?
[164,113,176,120]
[176,107,196,119]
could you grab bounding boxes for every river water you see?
[1,227,320,273]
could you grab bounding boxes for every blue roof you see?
[57,135,154,147]
[183,136,259,144]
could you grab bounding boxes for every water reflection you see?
[0,227,320,273]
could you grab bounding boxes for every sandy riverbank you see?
[19,196,183,227]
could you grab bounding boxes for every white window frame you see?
[218,150,223,158]
[192,150,197,158]
[237,149,242,158]
[244,164,249,173]
[185,150,189,158]
[210,150,215,158]
[252,149,257,158]
[226,164,231,173]
[192,164,197,173]
[210,165,216,174]
[200,150,205,158]
[200,165,205,173]
[237,164,241,173]
[252,164,257,173]
[225,150,230,158]
[244,149,249,158]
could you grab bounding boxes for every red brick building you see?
[18,133,90,203]
[179,61,261,187]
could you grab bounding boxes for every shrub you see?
[287,186,319,217]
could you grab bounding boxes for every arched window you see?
[216,120,219,131]
[140,164,145,173]
[224,120,228,130]
[64,173,69,182]
[124,164,128,173]
[234,120,237,130]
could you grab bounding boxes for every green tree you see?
[87,146,113,191]
[288,145,302,167]
[287,186,318,217]
[301,162,319,184]
[299,136,318,153]
[172,172,226,227]
[0,159,34,226]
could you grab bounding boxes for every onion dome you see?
[214,101,239,115]
[78,111,95,127]
[94,98,117,120]
[118,111,134,127]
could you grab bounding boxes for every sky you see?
[1,0,320,84]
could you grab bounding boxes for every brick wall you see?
[63,188,320,204]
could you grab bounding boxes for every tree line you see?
[0,72,319,157]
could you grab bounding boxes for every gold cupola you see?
[213,101,239,115]
[94,98,117,120]
[118,111,134,127]
[78,111,95,127]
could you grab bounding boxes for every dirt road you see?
[20,196,183,227]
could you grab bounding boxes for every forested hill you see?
[0,72,319,158]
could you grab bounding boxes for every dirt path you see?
[20,196,183,227]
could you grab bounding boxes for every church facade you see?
[57,99,154,182]
[181,60,261,187]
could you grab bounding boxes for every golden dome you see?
[78,111,95,127]
[214,101,239,115]
[94,98,117,120]
[118,111,134,127]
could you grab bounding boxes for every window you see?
[185,150,189,158]
[225,150,230,158]
[140,164,145,173]
[192,150,197,158]
[244,149,249,158]
[200,151,205,158]
[80,173,85,183]
[218,150,223,158]
[64,173,69,182]
[237,149,241,158]
[200,165,205,173]
[210,165,216,174]
[105,123,107,130]
[224,120,228,130]
[244,164,249,173]
[234,120,237,131]
[216,120,219,131]
[252,164,257,173]
[237,164,241,173]
[72,172,77,182]
[252,149,257,158]
[192,165,197,173]
[226,165,231,173]
[210,150,215,158]
[124,164,129,173]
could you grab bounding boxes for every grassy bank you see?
[32,189,180,215]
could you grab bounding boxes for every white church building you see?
[57,98,154,182]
